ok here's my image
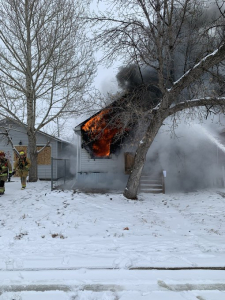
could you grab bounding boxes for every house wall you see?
[74,135,128,191]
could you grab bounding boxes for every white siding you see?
[74,130,128,191]
[79,147,125,173]
[38,165,51,179]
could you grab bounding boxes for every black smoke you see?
[116,64,162,110]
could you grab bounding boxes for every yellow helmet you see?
[19,151,25,155]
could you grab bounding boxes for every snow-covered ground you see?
[0,178,225,299]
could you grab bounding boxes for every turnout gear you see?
[0,151,12,194]
[14,151,31,189]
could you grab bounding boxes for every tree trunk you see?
[27,129,38,182]
[25,1,38,182]
[123,116,163,199]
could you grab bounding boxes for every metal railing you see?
[51,157,76,191]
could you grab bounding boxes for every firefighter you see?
[14,150,31,190]
[0,151,12,195]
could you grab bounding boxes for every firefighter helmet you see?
[19,151,25,155]
[0,151,5,156]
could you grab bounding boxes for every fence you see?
[51,157,76,191]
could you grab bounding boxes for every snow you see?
[167,47,220,91]
[0,178,225,299]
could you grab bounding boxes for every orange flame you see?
[82,109,122,157]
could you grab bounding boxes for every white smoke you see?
[144,114,225,192]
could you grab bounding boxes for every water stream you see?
[195,124,225,154]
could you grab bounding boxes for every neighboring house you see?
[0,118,74,180]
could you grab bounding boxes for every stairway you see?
[139,174,165,194]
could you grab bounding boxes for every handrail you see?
[161,170,166,194]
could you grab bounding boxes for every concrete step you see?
[139,189,163,193]
[139,176,164,194]
[140,180,161,184]
[140,183,162,187]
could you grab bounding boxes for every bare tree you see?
[91,0,225,199]
[0,0,96,181]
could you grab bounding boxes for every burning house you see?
[74,95,137,192]
[74,65,165,192]
[73,64,168,192]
